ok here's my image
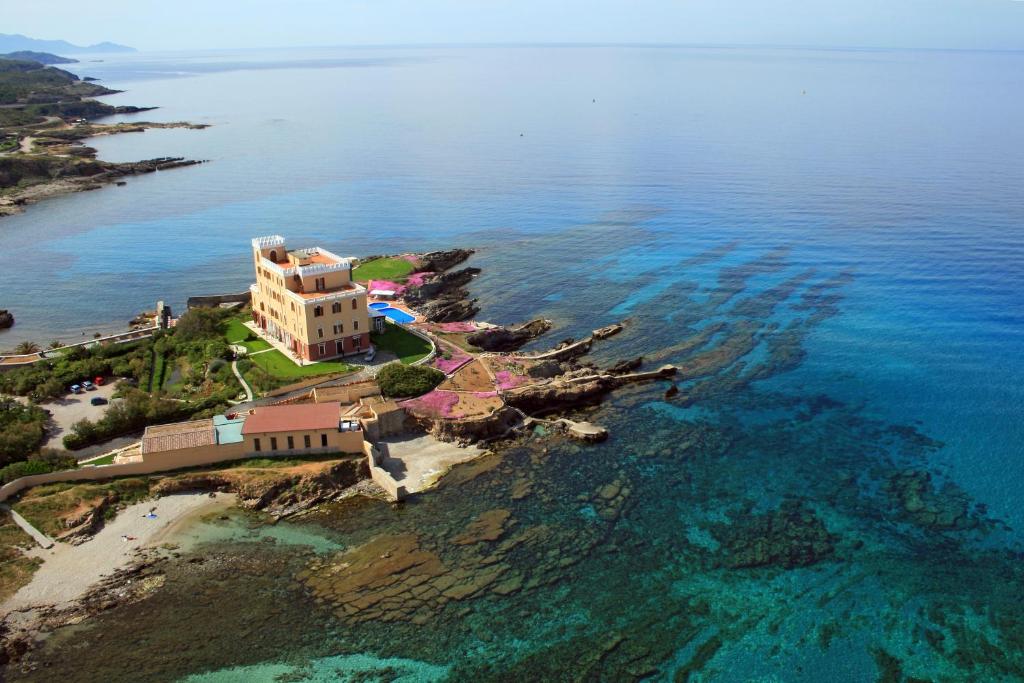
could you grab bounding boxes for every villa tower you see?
[249,235,370,361]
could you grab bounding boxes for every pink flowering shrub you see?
[430,340,473,374]
[433,321,478,334]
[369,279,407,296]
[406,272,433,287]
[432,351,472,374]
[494,370,529,390]
[401,390,460,418]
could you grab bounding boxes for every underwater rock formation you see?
[884,470,979,532]
[711,501,836,569]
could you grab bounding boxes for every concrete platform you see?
[376,433,484,494]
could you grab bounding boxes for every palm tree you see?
[49,340,64,349]
[14,341,40,355]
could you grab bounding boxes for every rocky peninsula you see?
[0,55,207,218]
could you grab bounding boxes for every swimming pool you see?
[370,303,415,324]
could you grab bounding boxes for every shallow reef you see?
[7,236,1024,682]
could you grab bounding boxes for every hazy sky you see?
[6,0,1024,52]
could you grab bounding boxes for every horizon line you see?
[126,40,1024,55]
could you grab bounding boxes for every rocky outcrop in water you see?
[502,366,677,416]
[466,319,552,351]
[711,501,835,569]
[884,470,979,532]
[0,310,13,329]
[405,267,482,322]
[418,248,474,273]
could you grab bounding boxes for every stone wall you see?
[364,441,407,502]
[185,291,252,309]
[0,439,248,503]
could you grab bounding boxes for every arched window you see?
[351,298,357,310]
[314,305,324,317]
[331,302,342,314]
[269,250,277,262]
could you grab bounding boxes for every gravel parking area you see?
[40,381,121,451]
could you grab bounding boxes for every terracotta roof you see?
[142,419,216,454]
[241,402,341,435]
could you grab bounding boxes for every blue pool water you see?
[4,46,1024,682]
[368,302,389,310]
[377,307,415,324]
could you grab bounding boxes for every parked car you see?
[70,384,82,394]
[90,397,108,406]
[82,380,95,391]
[94,376,105,386]
[365,346,376,362]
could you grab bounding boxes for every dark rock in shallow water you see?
[405,266,482,322]
[607,356,643,375]
[0,309,13,329]
[418,297,480,323]
[712,500,836,569]
[467,319,552,351]
[418,248,474,272]
[884,470,978,532]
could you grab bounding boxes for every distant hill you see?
[0,58,117,106]
[0,33,135,55]
[0,51,78,65]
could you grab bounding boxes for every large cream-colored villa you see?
[249,235,371,362]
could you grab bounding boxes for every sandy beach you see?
[1,492,235,617]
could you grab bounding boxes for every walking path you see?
[231,359,254,401]
[227,345,256,401]
[0,504,54,549]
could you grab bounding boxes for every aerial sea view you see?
[2,36,1024,683]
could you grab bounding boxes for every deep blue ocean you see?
[3,46,1024,681]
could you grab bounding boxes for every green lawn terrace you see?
[352,255,434,298]
[223,309,433,394]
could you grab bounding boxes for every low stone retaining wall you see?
[186,291,252,309]
[364,441,407,502]
[0,326,158,371]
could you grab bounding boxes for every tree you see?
[377,363,445,398]
[48,340,64,349]
[13,341,40,355]
[174,308,226,342]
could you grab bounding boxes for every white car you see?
[365,346,376,362]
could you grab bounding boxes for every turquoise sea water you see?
[3,46,1024,680]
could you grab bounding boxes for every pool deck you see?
[367,299,422,324]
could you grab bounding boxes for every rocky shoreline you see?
[0,55,210,219]
[0,459,380,670]
[0,247,678,668]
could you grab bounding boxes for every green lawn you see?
[224,316,271,353]
[223,318,252,344]
[372,323,433,364]
[241,338,272,353]
[84,453,116,466]
[352,257,415,282]
[247,349,356,379]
